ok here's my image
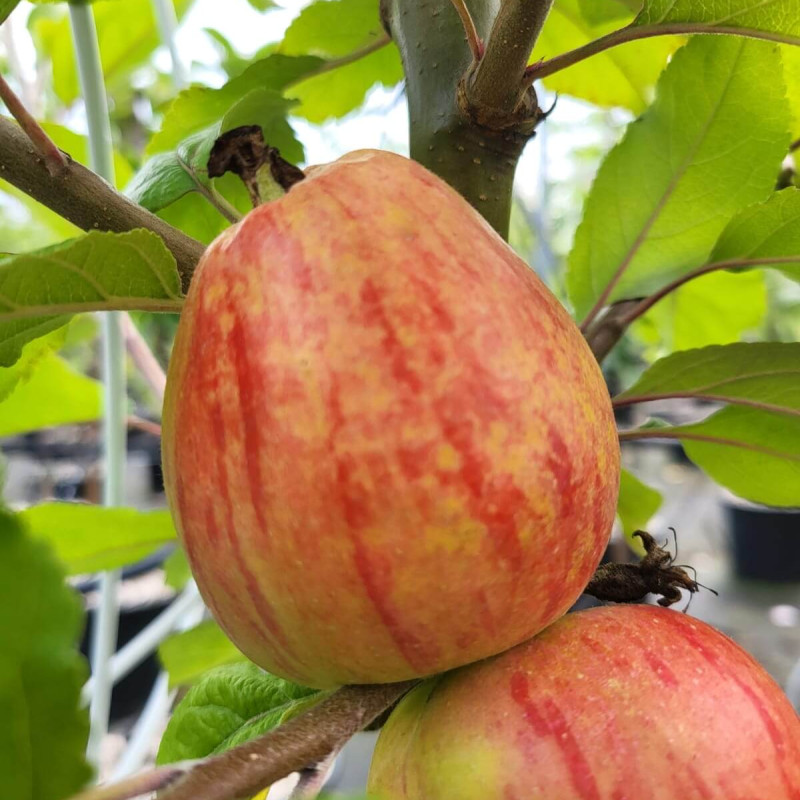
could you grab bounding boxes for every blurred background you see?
[1,0,799,796]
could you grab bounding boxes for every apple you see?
[368,604,800,799]
[162,149,619,689]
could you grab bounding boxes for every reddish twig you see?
[0,72,67,176]
[448,0,484,61]
[119,313,167,403]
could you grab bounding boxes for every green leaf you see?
[782,46,800,133]
[709,188,800,282]
[634,0,800,45]
[577,0,635,25]
[0,353,101,436]
[567,36,791,320]
[617,469,663,544]
[287,44,403,124]
[246,0,275,8]
[661,407,800,506]
[0,229,183,367]
[147,54,323,155]
[633,268,767,352]
[0,328,66,405]
[164,545,192,590]
[279,0,401,121]
[616,342,800,415]
[534,0,678,112]
[0,512,91,800]
[32,0,196,104]
[19,503,176,574]
[281,0,385,56]
[0,0,21,26]
[159,620,248,688]
[157,662,320,764]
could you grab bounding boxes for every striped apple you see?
[162,150,619,688]
[368,605,800,799]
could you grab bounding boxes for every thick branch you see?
[69,681,416,800]
[0,116,204,293]
[469,0,553,115]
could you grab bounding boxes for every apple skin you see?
[368,604,800,799]
[162,149,619,688]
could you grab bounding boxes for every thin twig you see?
[617,255,800,328]
[448,0,483,62]
[618,428,800,461]
[288,35,392,89]
[177,154,242,224]
[584,255,800,362]
[583,300,640,363]
[127,415,163,437]
[523,22,800,87]
[790,137,800,153]
[119,313,167,403]
[0,72,67,176]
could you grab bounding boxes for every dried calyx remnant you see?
[208,125,306,207]
[585,529,716,609]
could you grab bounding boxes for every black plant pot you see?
[726,501,800,582]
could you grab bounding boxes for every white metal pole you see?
[69,2,126,771]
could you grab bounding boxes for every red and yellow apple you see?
[162,149,619,688]
[368,604,800,799]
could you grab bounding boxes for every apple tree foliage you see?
[0,0,798,797]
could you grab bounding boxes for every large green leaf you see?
[0,512,90,800]
[147,54,323,155]
[709,188,800,282]
[534,0,677,112]
[634,0,800,45]
[0,229,183,367]
[615,343,800,414]
[280,0,385,55]
[279,0,401,122]
[662,407,800,506]
[159,620,248,688]
[288,45,404,124]
[0,353,101,435]
[783,46,800,133]
[31,0,195,104]
[157,662,320,764]
[567,36,790,320]
[633,268,767,352]
[19,503,176,574]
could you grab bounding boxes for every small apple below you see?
[368,604,800,799]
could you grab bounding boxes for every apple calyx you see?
[207,125,305,207]
[584,529,717,608]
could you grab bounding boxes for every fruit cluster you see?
[163,150,800,798]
